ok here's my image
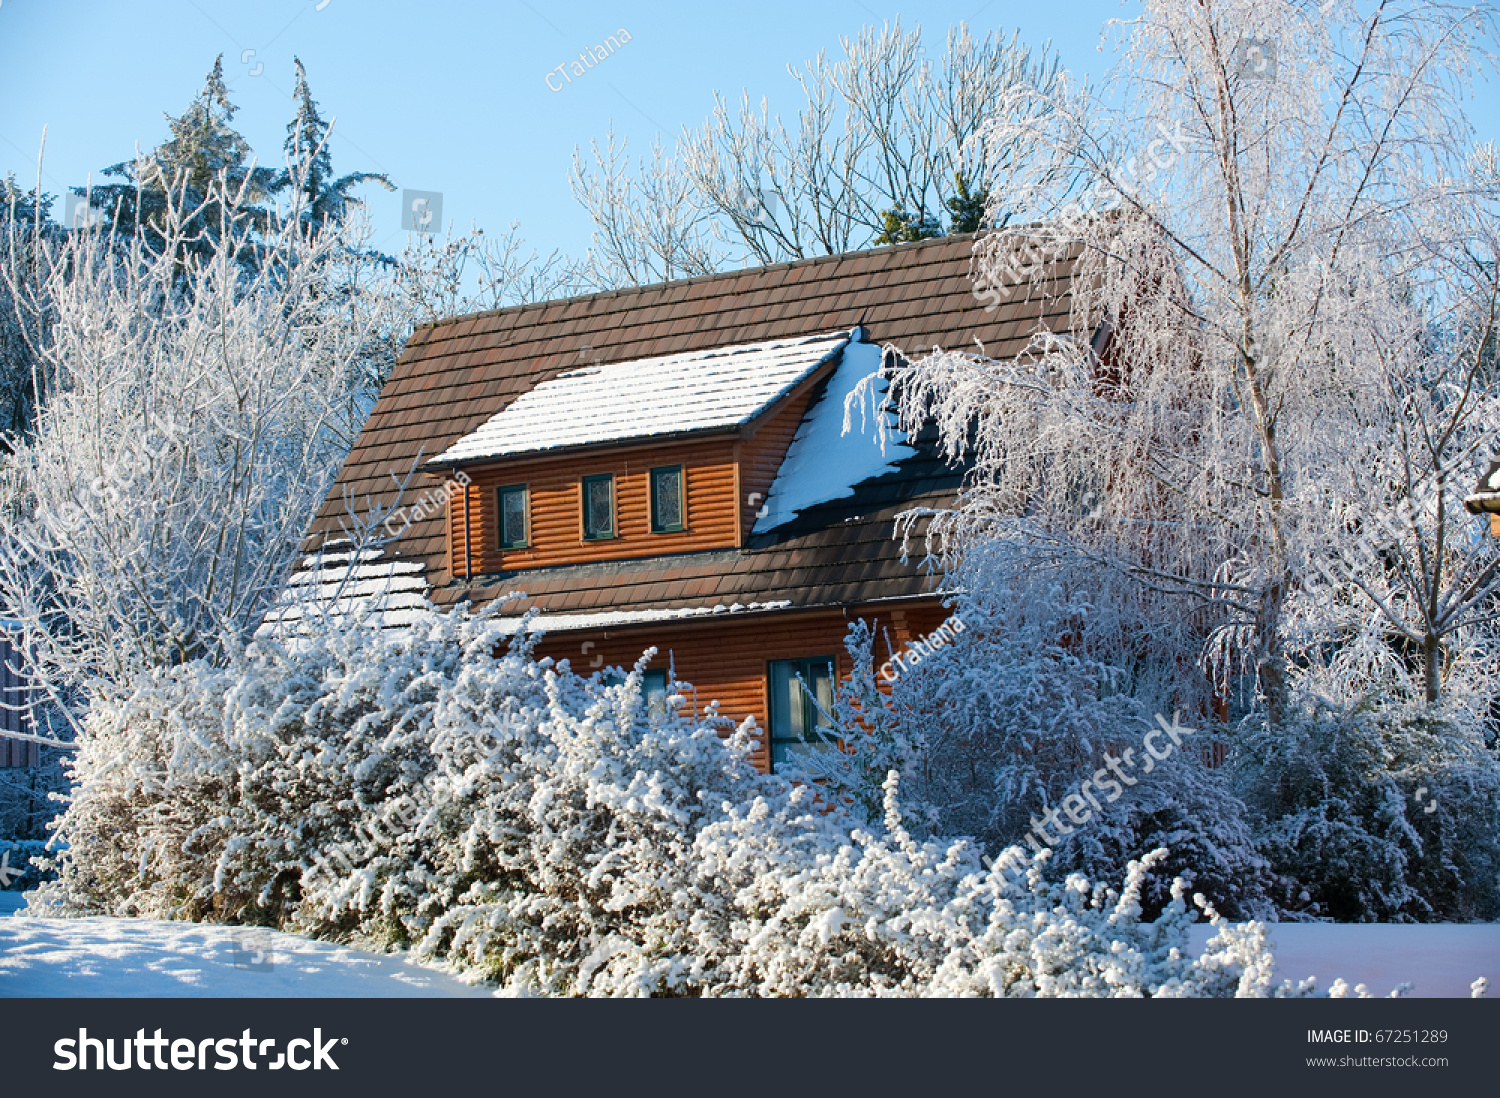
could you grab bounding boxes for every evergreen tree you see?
[944,173,988,234]
[872,207,942,246]
[83,56,278,264]
[277,58,392,230]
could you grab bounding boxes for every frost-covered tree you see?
[1287,147,1500,707]
[0,173,391,741]
[885,0,1499,727]
[571,21,1062,285]
[84,56,280,266]
[0,174,61,444]
[83,57,391,276]
[389,221,589,324]
[804,586,1271,918]
[276,58,393,232]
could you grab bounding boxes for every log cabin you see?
[286,233,1077,774]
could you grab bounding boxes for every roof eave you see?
[425,423,752,472]
[494,590,948,635]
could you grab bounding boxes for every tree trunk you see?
[1423,634,1441,706]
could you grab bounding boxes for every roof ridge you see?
[412,231,989,332]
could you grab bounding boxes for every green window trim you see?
[643,668,669,697]
[498,483,529,549]
[581,474,616,541]
[767,656,838,771]
[643,668,670,715]
[650,465,685,533]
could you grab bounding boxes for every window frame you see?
[766,655,838,771]
[581,473,616,541]
[642,668,670,716]
[649,464,685,534]
[497,483,529,550]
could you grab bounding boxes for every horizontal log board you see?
[450,439,741,573]
[737,386,818,539]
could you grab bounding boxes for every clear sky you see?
[2,0,1496,261]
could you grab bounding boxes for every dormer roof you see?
[427,329,854,467]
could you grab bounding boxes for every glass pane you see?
[652,468,682,530]
[643,669,669,716]
[806,660,835,731]
[585,478,613,537]
[768,657,839,767]
[768,660,799,765]
[501,489,526,546]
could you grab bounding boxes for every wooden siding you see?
[736,383,822,541]
[448,438,742,574]
[529,603,940,774]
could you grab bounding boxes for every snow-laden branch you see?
[0,169,399,735]
[886,0,1500,717]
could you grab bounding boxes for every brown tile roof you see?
[304,233,1078,620]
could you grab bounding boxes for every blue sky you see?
[2,0,1496,261]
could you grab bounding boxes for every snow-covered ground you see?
[1187,922,1498,998]
[2,890,1491,997]
[0,895,489,998]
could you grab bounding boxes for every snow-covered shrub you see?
[805,588,1272,918]
[29,601,547,922]
[31,600,1314,996]
[1232,691,1500,922]
[685,775,1297,998]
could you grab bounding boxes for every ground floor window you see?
[767,656,837,769]
[643,668,669,715]
[603,666,670,717]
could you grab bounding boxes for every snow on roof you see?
[494,600,793,635]
[752,338,916,533]
[257,546,431,637]
[1464,459,1500,514]
[428,330,855,465]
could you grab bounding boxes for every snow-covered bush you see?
[804,587,1272,919]
[30,600,1311,996]
[1233,692,1500,922]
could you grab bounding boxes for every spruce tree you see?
[278,58,391,230]
[944,174,988,235]
[83,56,277,265]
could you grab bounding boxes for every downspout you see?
[459,467,472,581]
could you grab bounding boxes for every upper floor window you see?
[767,656,837,770]
[650,465,684,533]
[498,484,529,549]
[582,474,615,540]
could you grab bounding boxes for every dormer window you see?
[650,465,684,533]
[498,484,529,549]
[582,474,615,540]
